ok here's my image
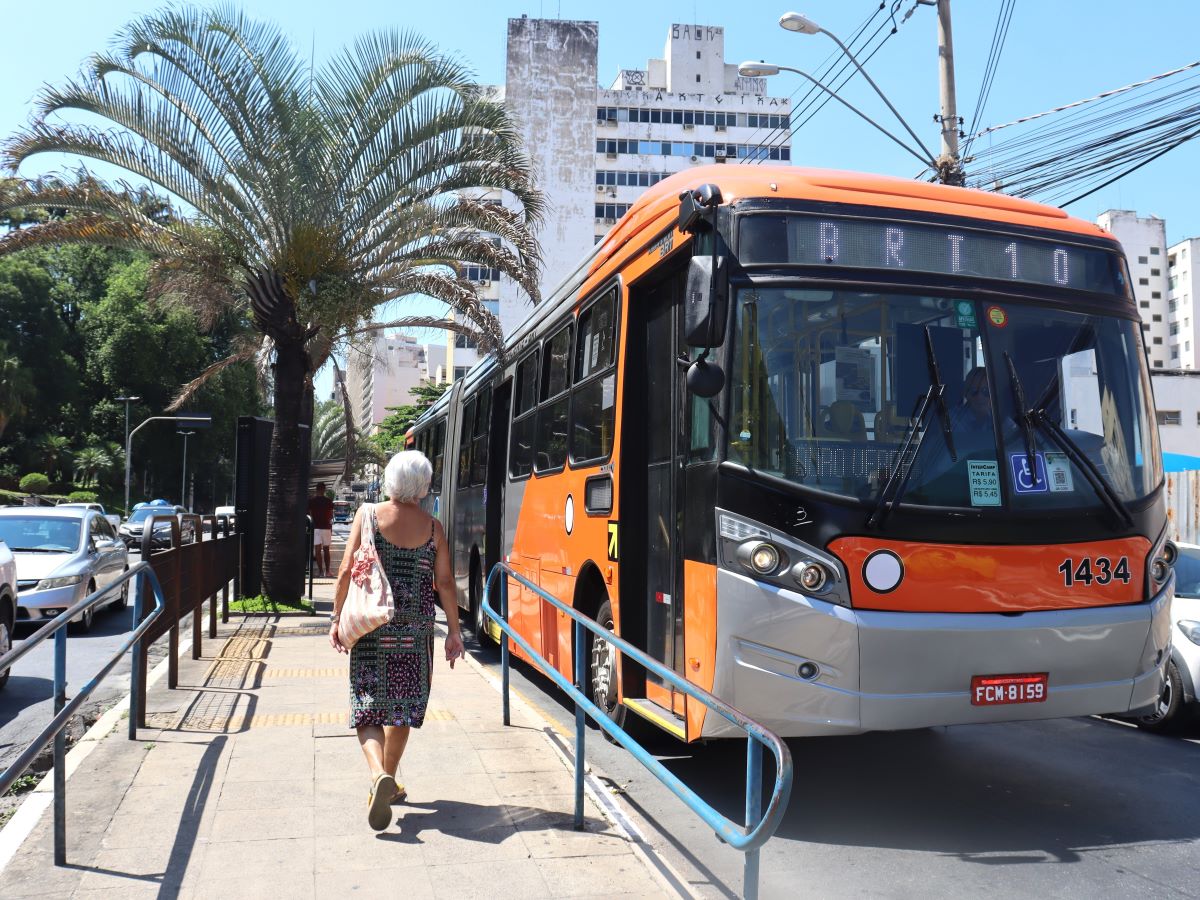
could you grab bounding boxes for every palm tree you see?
[73,446,113,488]
[40,434,72,482]
[0,6,543,600]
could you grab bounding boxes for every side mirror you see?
[683,255,728,348]
[686,356,725,398]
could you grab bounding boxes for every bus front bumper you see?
[702,569,1172,739]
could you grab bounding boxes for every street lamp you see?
[737,61,937,170]
[115,395,141,510]
[776,11,939,171]
[124,413,212,517]
[178,430,195,511]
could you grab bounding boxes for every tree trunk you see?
[261,334,309,602]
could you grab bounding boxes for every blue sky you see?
[6,1,1200,396]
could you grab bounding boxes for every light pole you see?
[737,62,937,171]
[115,395,141,513]
[179,430,195,510]
[125,414,212,518]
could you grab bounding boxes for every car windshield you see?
[0,517,82,552]
[1175,546,1200,598]
[728,286,1160,512]
[130,507,175,523]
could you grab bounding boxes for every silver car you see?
[0,507,130,633]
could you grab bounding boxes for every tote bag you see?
[338,504,394,649]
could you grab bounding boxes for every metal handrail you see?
[0,562,167,864]
[483,562,793,899]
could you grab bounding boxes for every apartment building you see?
[1096,210,1171,369]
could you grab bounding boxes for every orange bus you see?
[410,165,1174,741]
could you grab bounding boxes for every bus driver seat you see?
[816,401,867,442]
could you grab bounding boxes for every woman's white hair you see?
[383,450,433,503]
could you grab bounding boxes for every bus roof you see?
[591,165,1116,280]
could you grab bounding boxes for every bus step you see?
[622,698,686,739]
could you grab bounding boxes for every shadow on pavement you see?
[379,797,614,845]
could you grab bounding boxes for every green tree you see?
[0,341,33,440]
[73,446,113,488]
[370,381,449,455]
[18,473,50,494]
[40,435,72,482]
[0,6,542,600]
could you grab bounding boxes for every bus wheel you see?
[472,564,496,649]
[1135,660,1184,733]
[588,600,629,743]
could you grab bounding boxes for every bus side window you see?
[536,323,573,473]
[570,287,618,465]
[431,419,445,491]
[470,387,491,485]
[457,399,475,490]
[510,351,539,478]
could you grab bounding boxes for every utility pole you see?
[935,0,964,185]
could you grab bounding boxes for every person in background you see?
[308,482,335,578]
[328,451,465,831]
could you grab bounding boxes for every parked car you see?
[0,538,16,688]
[1133,541,1200,732]
[0,507,129,633]
[56,501,121,531]
[118,504,196,549]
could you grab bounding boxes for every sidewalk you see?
[0,583,678,898]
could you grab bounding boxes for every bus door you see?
[484,379,512,626]
[626,273,688,721]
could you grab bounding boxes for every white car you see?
[1133,541,1200,732]
[56,501,122,531]
[0,539,15,689]
[0,507,130,634]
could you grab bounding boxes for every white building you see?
[1166,238,1200,370]
[494,18,792,334]
[1151,370,1200,455]
[1097,210,1171,369]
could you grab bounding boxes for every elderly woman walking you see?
[329,450,464,830]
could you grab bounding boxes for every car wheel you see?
[1135,659,1184,733]
[0,601,13,689]
[69,584,96,634]
[113,570,130,610]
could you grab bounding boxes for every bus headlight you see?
[737,541,784,576]
[1151,558,1171,584]
[792,561,828,592]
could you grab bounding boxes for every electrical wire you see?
[961,0,1015,159]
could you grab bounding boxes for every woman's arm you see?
[433,519,464,667]
[328,505,366,653]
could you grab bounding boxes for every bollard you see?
[573,617,586,831]
[129,571,145,739]
[500,575,510,727]
[52,626,67,866]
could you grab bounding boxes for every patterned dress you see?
[349,511,437,728]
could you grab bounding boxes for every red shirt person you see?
[308,484,335,577]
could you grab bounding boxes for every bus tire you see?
[471,558,496,649]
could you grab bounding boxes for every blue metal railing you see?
[0,563,166,865]
[483,562,793,900]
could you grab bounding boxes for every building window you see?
[1157,410,1181,426]
[1153,314,1163,322]
[594,203,631,221]
[696,51,701,59]
[570,288,618,465]
[1139,278,1149,286]
[1152,291,1162,299]
[1140,301,1150,309]
[1151,246,1161,254]
[1153,337,1163,344]
[1138,255,1148,264]
[1154,360,1164,368]
[695,74,701,82]
[1151,268,1161,276]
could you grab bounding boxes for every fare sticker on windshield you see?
[968,460,1002,506]
[1044,452,1074,493]
[986,306,1008,328]
[955,300,977,329]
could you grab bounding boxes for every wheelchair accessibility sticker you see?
[1009,452,1048,494]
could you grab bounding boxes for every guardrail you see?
[0,563,167,865]
[483,562,793,900]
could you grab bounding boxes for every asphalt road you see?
[466,635,1200,899]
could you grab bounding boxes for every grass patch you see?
[3,774,40,797]
[229,593,315,615]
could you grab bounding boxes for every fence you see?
[1166,470,1200,544]
[483,562,793,900]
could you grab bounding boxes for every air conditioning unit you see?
[690,155,699,162]
[595,184,606,192]
[604,217,617,225]
[682,122,694,130]
[605,151,618,159]
[715,124,727,132]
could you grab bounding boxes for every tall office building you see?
[1166,237,1200,370]
[1097,210,1171,369]
[494,18,793,334]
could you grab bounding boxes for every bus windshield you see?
[728,286,1160,512]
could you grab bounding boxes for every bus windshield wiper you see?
[1002,354,1133,528]
[867,327,957,529]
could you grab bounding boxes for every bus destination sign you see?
[739,213,1129,296]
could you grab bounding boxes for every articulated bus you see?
[410,165,1174,741]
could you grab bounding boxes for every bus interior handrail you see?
[482,561,793,853]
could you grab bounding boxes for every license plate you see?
[970,673,1048,706]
